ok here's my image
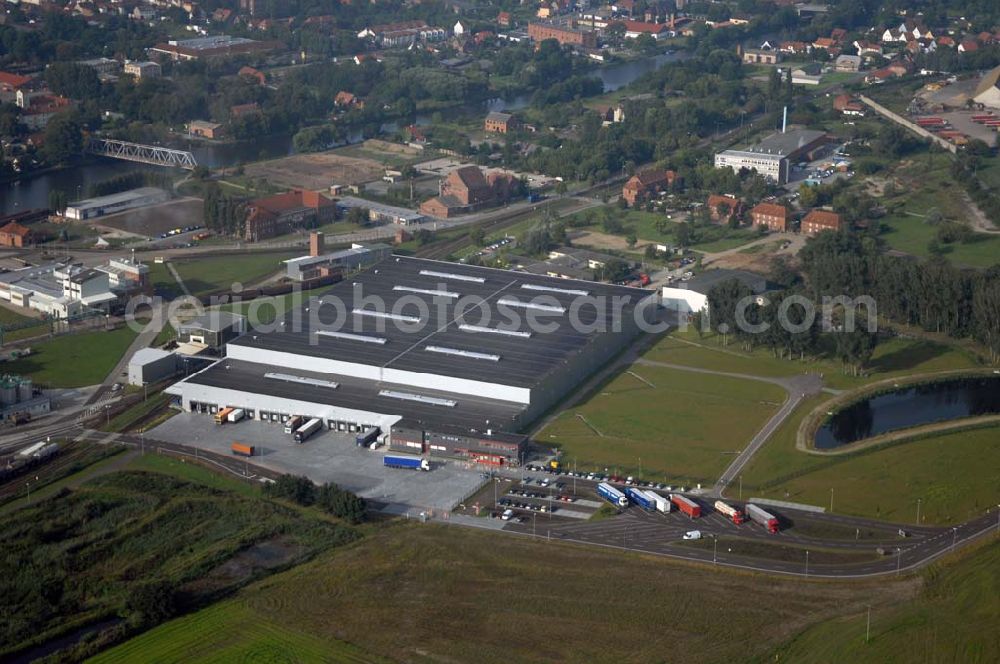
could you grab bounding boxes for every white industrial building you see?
[167,256,658,464]
[662,269,769,314]
[128,348,178,386]
[0,257,147,319]
[714,129,828,184]
[64,187,170,221]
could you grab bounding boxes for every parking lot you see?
[148,413,486,513]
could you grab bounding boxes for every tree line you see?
[263,474,367,524]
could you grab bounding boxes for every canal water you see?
[814,376,1000,449]
[1,51,685,214]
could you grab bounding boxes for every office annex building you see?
[167,256,657,465]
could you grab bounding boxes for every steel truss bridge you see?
[87,138,198,170]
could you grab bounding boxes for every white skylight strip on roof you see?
[265,373,339,389]
[315,330,387,345]
[378,389,456,407]
[419,269,485,283]
[497,297,566,313]
[458,323,532,338]
[352,308,421,323]
[425,345,500,362]
[521,283,590,296]
[393,285,460,298]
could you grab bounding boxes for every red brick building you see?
[0,221,35,248]
[622,169,677,206]
[749,202,789,232]
[707,195,743,223]
[243,189,336,242]
[484,111,516,133]
[801,209,842,235]
[528,22,598,48]
[420,167,519,218]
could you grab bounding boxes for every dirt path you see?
[959,191,1000,233]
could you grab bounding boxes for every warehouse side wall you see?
[225,344,532,404]
[165,382,403,432]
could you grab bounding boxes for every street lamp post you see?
[866,605,871,643]
[896,548,902,576]
[951,527,958,550]
[712,534,718,564]
[805,550,810,577]
[830,487,834,513]
[916,498,922,525]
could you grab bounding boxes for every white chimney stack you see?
[782,106,788,133]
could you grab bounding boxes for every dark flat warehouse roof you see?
[229,256,653,389]
[183,358,526,433]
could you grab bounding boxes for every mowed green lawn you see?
[172,252,300,298]
[769,539,1000,663]
[89,602,375,664]
[96,524,905,664]
[745,425,1000,525]
[537,364,785,483]
[648,329,981,390]
[3,327,138,387]
[880,214,1000,268]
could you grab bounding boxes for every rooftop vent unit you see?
[419,269,485,283]
[458,323,532,338]
[393,285,460,298]
[497,297,566,313]
[378,389,456,407]
[265,373,339,389]
[521,283,590,296]
[425,345,500,361]
[352,308,421,324]
[315,330,387,345]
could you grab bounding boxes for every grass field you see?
[876,157,1000,268]
[0,305,47,344]
[744,424,1000,525]
[89,602,374,664]
[172,252,300,298]
[650,328,981,390]
[148,261,182,299]
[536,363,785,483]
[95,523,913,664]
[768,538,1000,663]
[3,327,138,387]
[645,329,996,523]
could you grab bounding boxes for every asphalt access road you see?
[499,496,1000,578]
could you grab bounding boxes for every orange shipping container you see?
[231,442,254,457]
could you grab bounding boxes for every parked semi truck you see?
[383,455,430,471]
[284,416,303,434]
[215,407,234,425]
[228,408,245,423]
[714,500,746,524]
[625,486,655,511]
[231,442,254,457]
[597,482,628,508]
[293,418,323,443]
[670,494,702,518]
[645,490,672,513]
[356,427,381,447]
[746,504,780,533]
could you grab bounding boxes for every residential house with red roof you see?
[801,209,842,235]
[749,202,788,232]
[622,169,677,206]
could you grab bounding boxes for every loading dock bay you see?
[149,412,486,513]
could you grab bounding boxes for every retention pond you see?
[814,376,1000,449]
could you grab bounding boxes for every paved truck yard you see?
[149,413,486,512]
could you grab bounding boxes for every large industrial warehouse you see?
[166,255,657,466]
